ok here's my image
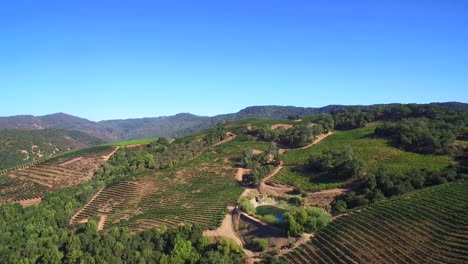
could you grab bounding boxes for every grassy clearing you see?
[102,138,159,146]
[271,167,349,190]
[284,126,452,173]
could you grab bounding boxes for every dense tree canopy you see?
[375,116,466,155]
[308,148,366,179]
[283,207,331,237]
[252,116,332,148]
[331,164,468,214]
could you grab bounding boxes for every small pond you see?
[256,205,287,223]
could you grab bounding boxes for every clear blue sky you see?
[1,0,467,121]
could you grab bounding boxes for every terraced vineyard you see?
[272,125,453,190]
[0,146,117,205]
[71,134,253,232]
[280,180,468,264]
[284,126,452,172]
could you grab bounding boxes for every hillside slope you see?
[0,129,106,170]
[0,145,116,205]
[280,180,468,264]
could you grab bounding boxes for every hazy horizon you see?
[1,101,467,122]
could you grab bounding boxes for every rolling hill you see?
[0,129,106,170]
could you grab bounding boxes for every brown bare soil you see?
[258,162,296,196]
[97,214,107,231]
[213,132,237,146]
[203,205,243,245]
[69,187,105,225]
[9,174,53,188]
[16,197,42,207]
[278,131,333,154]
[307,183,358,205]
[235,168,251,182]
[259,181,294,197]
[60,156,84,166]
[278,148,287,154]
[102,146,120,160]
[278,233,314,255]
[252,149,263,154]
[263,162,283,181]
[271,124,293,130]
[306,187,350,206]
[298,131,334,150]
[20,150,29,160]
[236,211,293,258]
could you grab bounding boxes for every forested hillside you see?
[0,129,105,170]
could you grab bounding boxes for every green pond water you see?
[256,205,287,223]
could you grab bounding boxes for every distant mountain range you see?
[1,102,467,142]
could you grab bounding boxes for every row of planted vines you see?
[0,146,116,204]
[71,134,247,232]
[280,180,468,264]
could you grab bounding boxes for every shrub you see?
[238,198,255,214]
[331,200,347,215]
[260,214,279,225]
[283,207,331,237]
[283,195,305,206]
[217,238,244,255]
[252,238,269,252]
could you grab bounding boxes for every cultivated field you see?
[280,180,468,264]
[70,134,262,231]
[0,146,117,205]
[284,126,451,171]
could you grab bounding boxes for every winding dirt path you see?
[279,131,334,154]
[213,132,237,147]
[298,131,334,150]
[61,157,84,166]
[279,233,314,255]
[263,162,284,182]
[16,197,42,207]
[97,214,107,231]
[203,130,336,262]
[70,187,104,225]
[203,205,243,245]
[271,124,293,130]
[101,146,120,161]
